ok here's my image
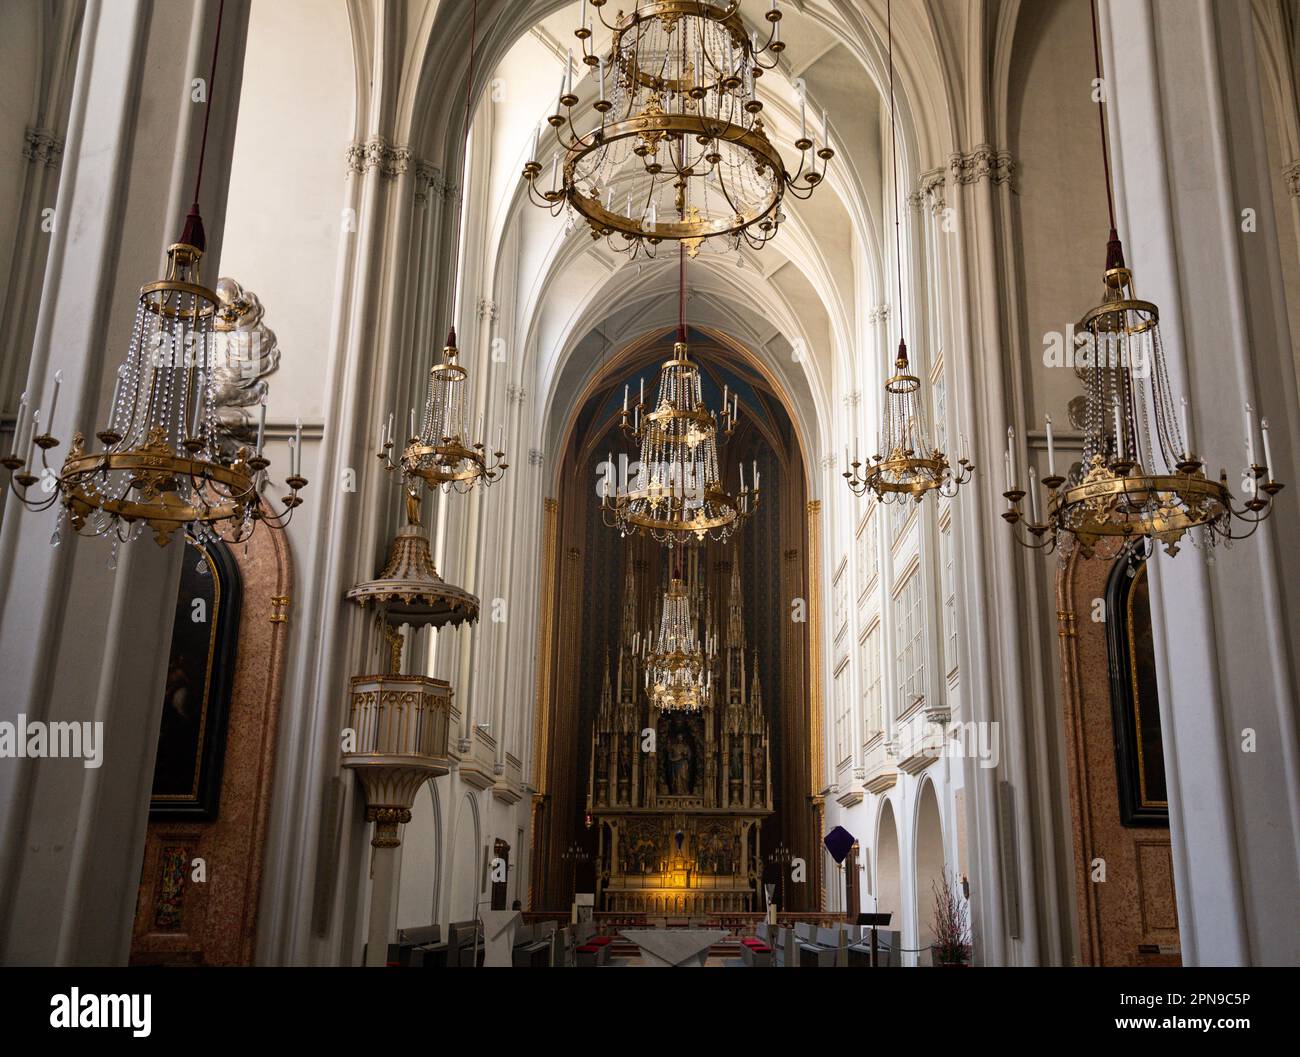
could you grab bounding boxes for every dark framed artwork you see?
[149,535,242,819]
[1104,551,1168,826]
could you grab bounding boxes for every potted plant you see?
[930,873,971,966]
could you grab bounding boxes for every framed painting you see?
[149,535,242,819]
[1105,551,1168,826]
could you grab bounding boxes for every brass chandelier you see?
[384,0,507,496]
[601,248,758,545]
[383,328,508,493]
[523,0,833,258]
[1,4,307,552]
[844,0,972,502]
[1002,3,1283,558]
[641,572,716,712]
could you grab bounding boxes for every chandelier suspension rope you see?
[842,0,973,503]
[384,0,509,497]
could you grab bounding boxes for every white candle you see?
[1028,466,1040,522]
[1244,403,1257,467]
[387,411,395,447]
[26,410,39,467]
[1004,450,1012,492]
[12,392,27,454]
[623,384,629,412]
[1261,418,1275,480]
[1180,396,1191,459]
[47,370,62,433]
[1006,426,1016,488]
[844,444,849,469]
[256,397,267,455]
[557,70,565,113]
[294,416,303,475]
[1044,414,1055,477]
[739,462,745,490]
[496,423,504,452]
[550,154,558,190]
[477,412,484,440]
[532,122,540,161]
[640,377,645,404]
[566,50,573,96]
[800,96,807,142]
[581,0,588,30]
[409,407,416,440]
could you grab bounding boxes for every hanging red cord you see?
[180,0,226,251]
[1089,0,1125,270]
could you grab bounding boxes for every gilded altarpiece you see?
[588,558,772,914]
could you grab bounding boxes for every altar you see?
[587,559,772,916]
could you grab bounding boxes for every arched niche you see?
[397,780,442,931]
[876,798,902,925]
[449,792,482,923]
[913,777,946,957]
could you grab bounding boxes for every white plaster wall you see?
[218,0,353,428]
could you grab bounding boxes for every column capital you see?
[949,145,1015,187]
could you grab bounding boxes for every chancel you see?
[0,0,1297,985]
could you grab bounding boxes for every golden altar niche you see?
[587,556,772,915]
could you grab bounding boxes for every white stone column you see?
[1102,0,1300,966]
[0,0,249,964]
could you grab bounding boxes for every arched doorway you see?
[914,779,946,958]
[876,799,902,923]
[448,794,481,923]
[396,781,441,931]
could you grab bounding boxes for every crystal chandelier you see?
[382,329,508,493]
[523,0,833,259]
[601,250,758,545]
[1002,3,1283,557]
[384,0,507,495]
[1,8,307,551]
[844,0,972,502]
[641,573,716,712]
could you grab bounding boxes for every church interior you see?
[0,0,1297,977]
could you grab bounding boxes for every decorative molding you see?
[920,166,946,216]
[863,770,897,795]
[477,298,499,322]
[1285,159,1300,198]
[507,383,527,405]
[22,126,63,169]
[345,137,412,179]
[867,304,890,325]
[906,190,924,212]
[949,145,1015,187]
[821,453,837,471]
[529,448,545,466]
[414,162,445,203]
